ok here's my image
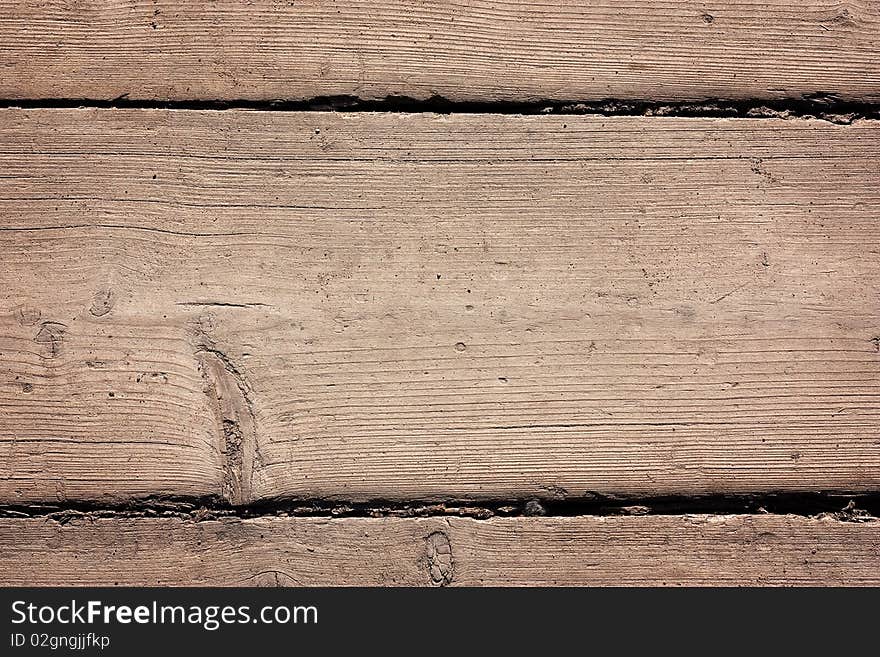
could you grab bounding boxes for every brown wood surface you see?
[2,109,878,504]
[0,514,877,586]
[1,1,878,103]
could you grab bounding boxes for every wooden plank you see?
[1,1,878,103]
[0,319,225,503]
[0,348,225,503]
[2,109,879,504]
[0,514,877,586]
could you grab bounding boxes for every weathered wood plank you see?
[0,320,224,502]
[0,515,877,586]
[1,109,879,503]
[0,362,224,503]
[1,1,878,103]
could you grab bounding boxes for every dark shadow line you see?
[1,491,878,522]
[0,92,877,123]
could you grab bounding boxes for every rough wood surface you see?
[1,1,878,103]
[2,109,879,504]
[0,515,876,586]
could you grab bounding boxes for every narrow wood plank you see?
[2,109,879,504]
[0,515,876,586]
[1,1,878,103]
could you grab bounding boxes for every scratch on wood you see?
[709,282,749,305]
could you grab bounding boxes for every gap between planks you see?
[1,493,879,523]
[0,96,878,125]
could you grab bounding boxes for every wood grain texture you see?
[2,109,879,504]
[1,1,878,103]
[0,515,877,586]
